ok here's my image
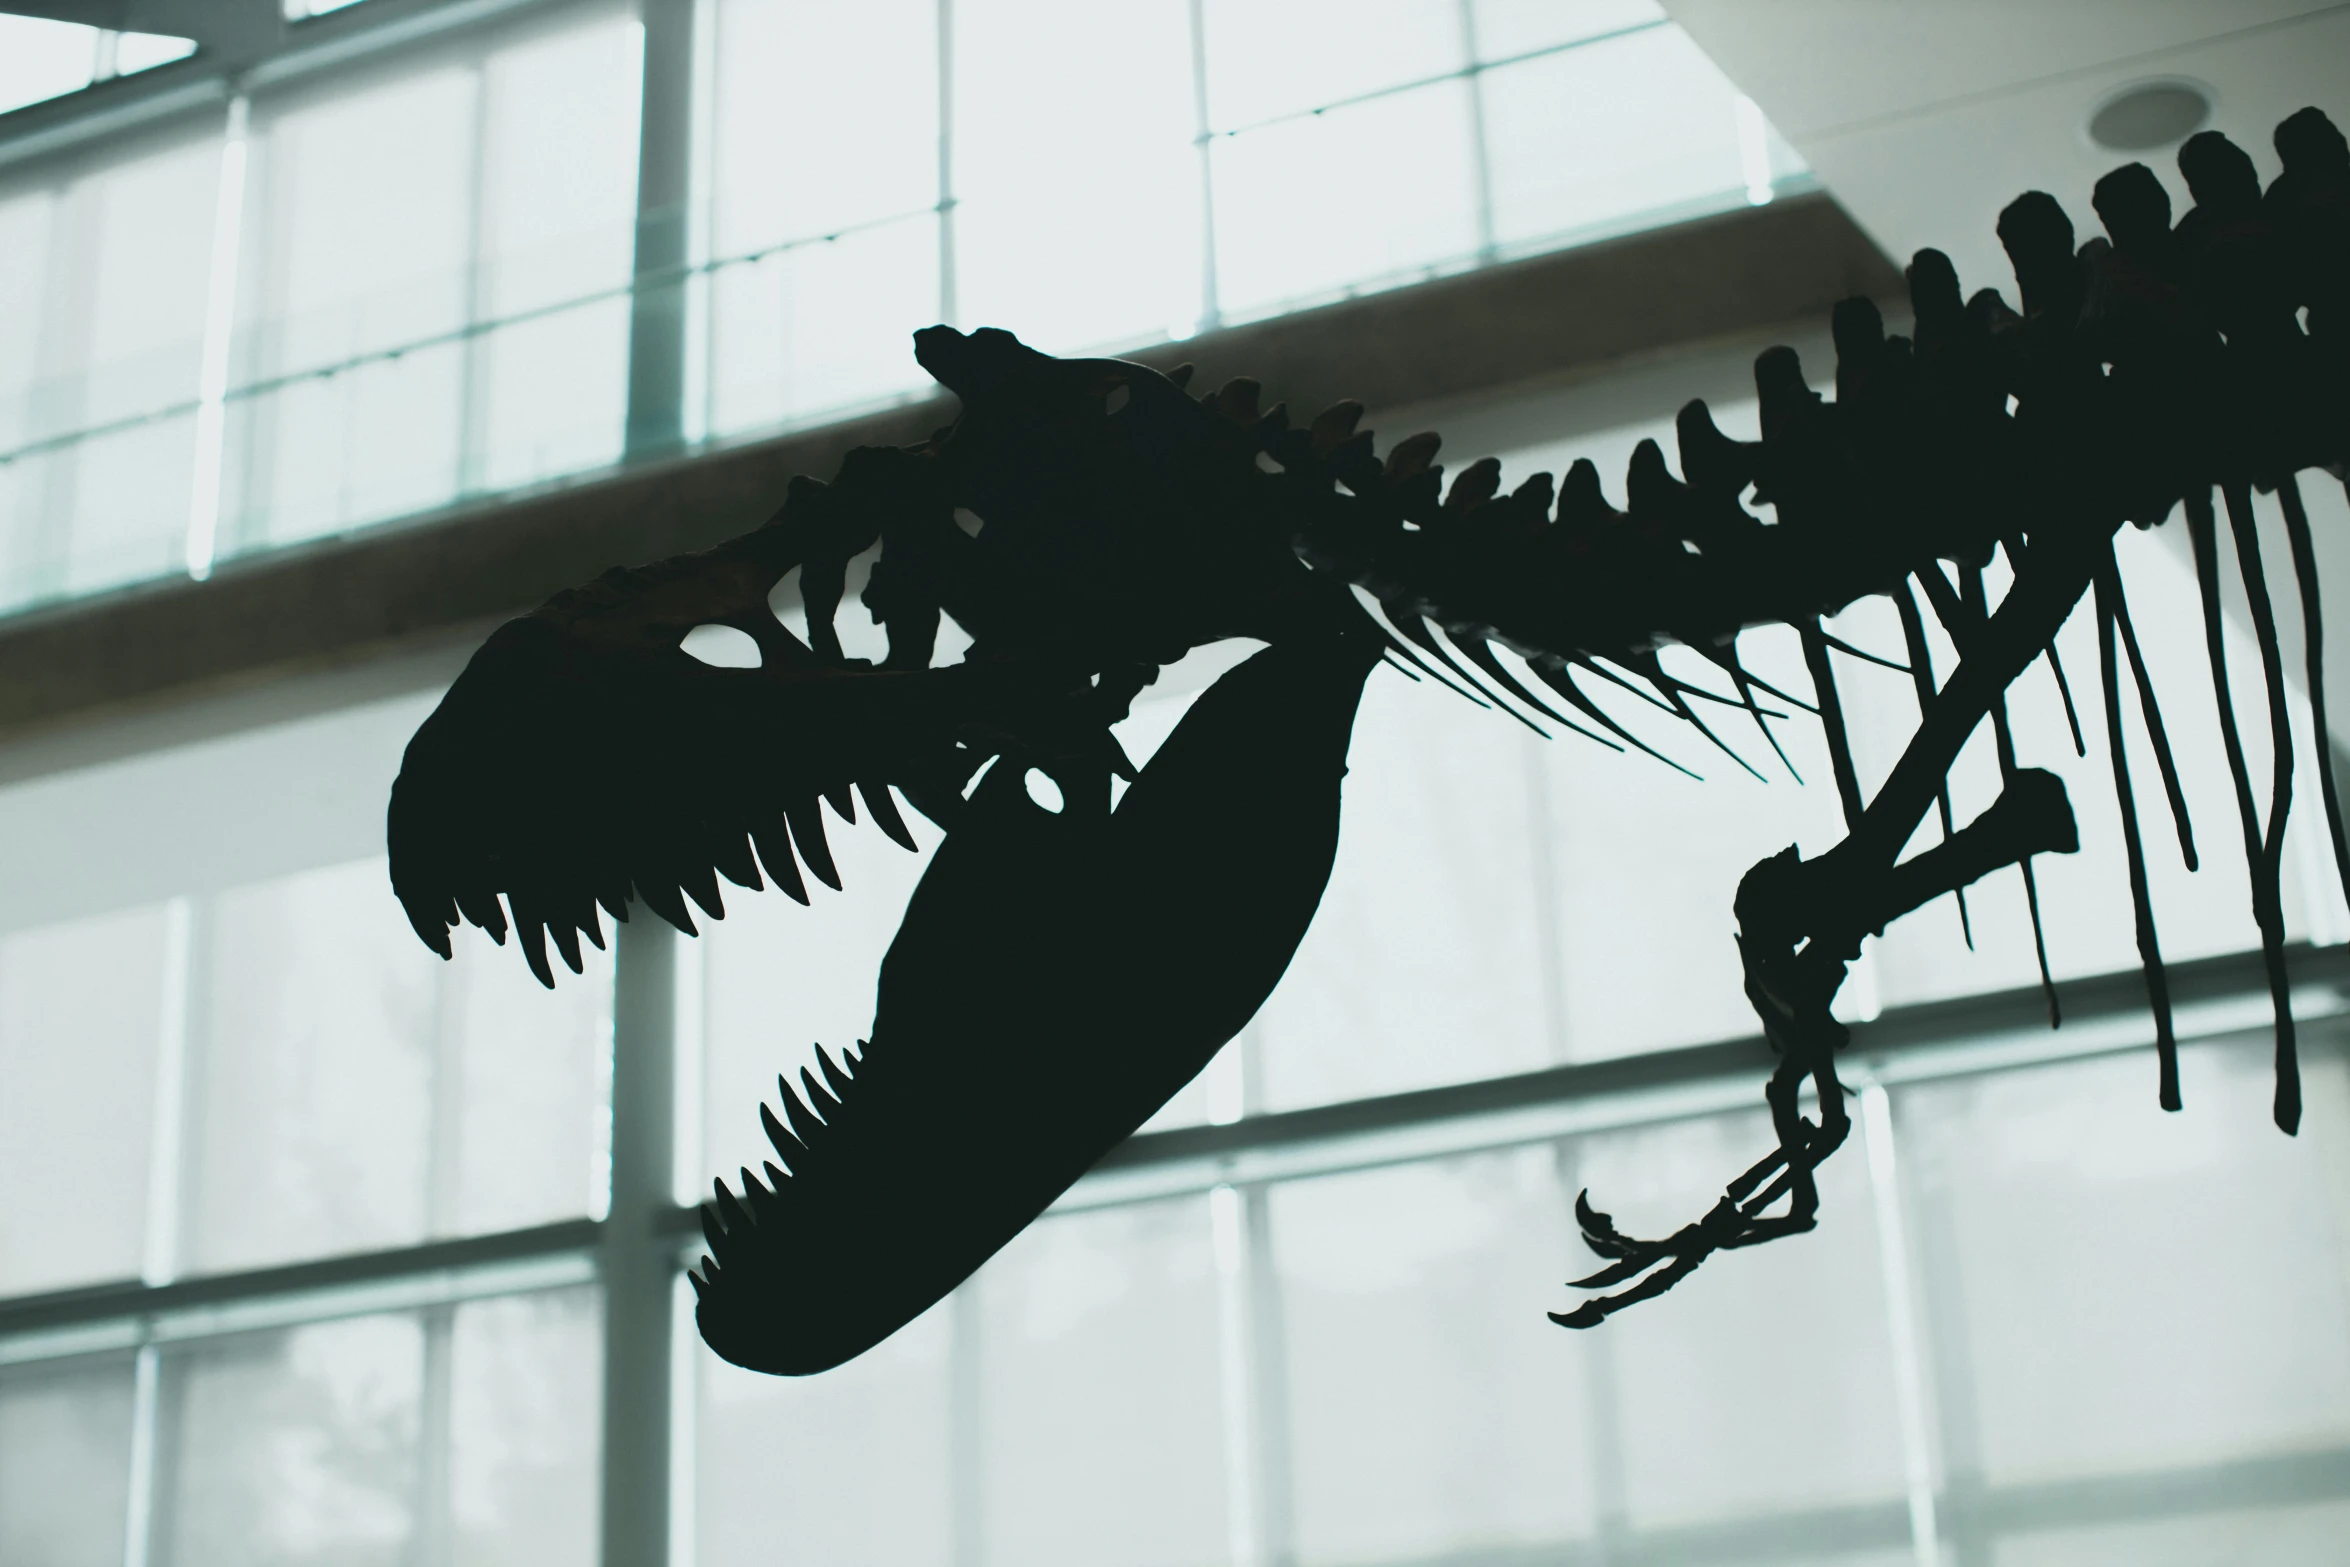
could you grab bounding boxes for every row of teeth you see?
[420,772,921,989]
[689,1042,864,1298]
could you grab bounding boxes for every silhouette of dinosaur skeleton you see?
[390,112,2350,1373]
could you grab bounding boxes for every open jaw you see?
[691,633,1380,1375]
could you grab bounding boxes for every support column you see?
[625,0,699,461]
[602,914,679,1567]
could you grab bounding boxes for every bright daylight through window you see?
[2,3,2348,1567]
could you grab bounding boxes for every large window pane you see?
[1200,0,1461,131]
[1210,80,1480,322]
[230,68,477,551]
[157,1312,426,1567]
[697,1297,955,1567]
[707,0,937,258]
[1899,1040,2350,1493]
[446,1289,602,1567]
[1578,1111,1910,1537]
[706,214,940,439]
[953,0,1200,352]
[0,1351,137,1567]
[468,15,643,492]
[702,0,941,438]
[0,903,170,1296]
[226,10,642,552]
[0,132,219,607]
[1271,1148,1604,1563]
[973,1196,1229,1567]
[183,857,612,1275]
[1481,25,1747,252]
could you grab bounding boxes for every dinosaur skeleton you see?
[389,112,2350,1374]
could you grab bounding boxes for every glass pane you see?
[156,1313,425,1567]
[706,213,939,440]
[230,67,477,551]
[467,15,643,492]
[1271,1149,1603,1562]
[1481,25,1745,252]
[1201,0,1461,131]
[697,1297,955,1567]
[0,186,55,453]
[470,297,632,494]
[0,903,168,1296]
[1471,0,1664,61]
[952,0,1199,354]
[708,0,938,257]
[1899,1041,2350,1493]
[440,926,614,1238]
[0,133,219,606]
[0,1352,137,1567]
[446,1288,602,1567]
[1576,1110,1910,1534]
[973,1196,1229,1567]
[1252,667,1560,1109]
[184,857,613,1274]
[1211,79,1479,322]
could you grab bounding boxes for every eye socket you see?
[681,623,762,668]
[1023,768,1065,814]
[1105,383,1131,416]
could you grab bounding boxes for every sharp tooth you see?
[402,896,455,959]
[752,818,809,905]
[781,1073,828,1146]
[801,1065,840,1116]
[712,1180,752,1235]
[859,780,917,850]
[741,1166,783,1221]
[822,780,857,825]
[550,919,585,975]
[711,831,763,891]
[784,797,842,890]
[761,1101,802,1167]
[515,914,555,989]
[819,1046,856,1101]
[637,879,699,935]
[457,888,508,943]
[762,1160,789,1191]
[680,861,726,921]
[686,1269,708,1300]
[699,1199,730,1252]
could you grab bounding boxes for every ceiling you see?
[1666,0,2350,297]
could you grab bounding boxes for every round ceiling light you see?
[2088,79,2213,153]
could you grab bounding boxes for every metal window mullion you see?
[125,893,203,1567]
[949,1281,985,1567]
[411,1301,460,1567]
[602,913,679,1567]
[935,0,957,329]
[1858,1081,1947,1567]
[1184,0,1219,335]
[623,0,699,462]
[1553,1139,1629,1557]
[1455,0,1497,264]
[454,60,495,498]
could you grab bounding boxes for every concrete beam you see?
[0,192,1898,744]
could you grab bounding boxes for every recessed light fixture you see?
[2088,78,2214,153]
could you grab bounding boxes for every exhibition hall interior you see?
[1,2,2347,1563]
